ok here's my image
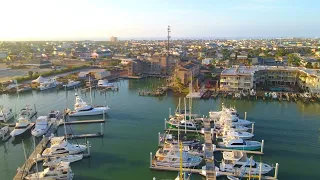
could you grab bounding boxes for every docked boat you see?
[0,125,9,140]
[217,130,254,140]
[31,116,53,137]
[42,137,87,156]
[0,108,14,122]
[39,78,57,91]
[167,119,200,130]
[154,148,203,168]
[215,124,249,132]
[97,79,114,88]
[43,154,83,167]
[218,138,261,151]
[25,162,74,180]
[63,80,81,89]
[160,143,204,157]
[220,152,273,175]
[163,134,200,147]
[10,107,36,137]
[271,92,277,99]
[68,94,110,117]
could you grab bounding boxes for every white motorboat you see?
[218,114,253,127]
[167,119,200,130]
[97,79,114,88]
[217,130,254,140]
[215,124,249,132]
[161,143,204,157]
[42,137,87,156]
[250,89,256,96]
[43,154,83,167]
[39,78,57,91]
[31,116,52,137]
[63,80,81,89]
[68,94,110,117]
[0,108,14,122]
[10,107,36,137]
[0,126,9,140]
[271,92,277,99]
[25,162,74,180]
[209,106,239,120]
[218,138,261,151]
[220,152,273,175]
[154,148,203,168]
[163,134,200,147]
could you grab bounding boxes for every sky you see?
[0,0,319,40]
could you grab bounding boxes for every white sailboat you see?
[0,107,14,122]
[42,136,87,157]
[43,154,83,167]
[25,161,74,180]
[68,94,110,117]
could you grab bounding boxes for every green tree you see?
[287,54,300,66]
[305,62,313,68]
[28,71,33,77]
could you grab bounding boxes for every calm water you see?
[1,79,320,180]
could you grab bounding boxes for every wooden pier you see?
[203,118,216,180]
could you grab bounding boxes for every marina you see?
[0,79,320,180]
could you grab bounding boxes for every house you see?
[202,58,214,65]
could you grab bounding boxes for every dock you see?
[13,137,50,180]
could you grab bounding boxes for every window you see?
[231,143,244,145]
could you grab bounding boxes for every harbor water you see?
[1,79,320,180]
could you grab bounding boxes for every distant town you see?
[1,36,320,97]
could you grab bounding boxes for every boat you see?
[199,166,221,177]
[97,79,114,88]
[234,93,241,99]
[39,78,57,91]
[0,108,14,122]
[154,148,203,168]
[25,161,74,180]
[220,152,273,175]
[160,143,204,157]
[163,134,200,147]
[167,119,200,130]
[0,125,9,140]
[222,151,244,161]
[271,92,277,99]
[63,80,81,89]
[218,114,253,127]
[217,130,254,140]
[218,138,261,151]
[42,137,87,156]
[31,116,53,137]
[250,89,256,96]
[68,94,110,117]
[10,107,36,137]
[215,124,249,132]
[209,105,239,120]
[227,176,239,180]
[43,154,83,167]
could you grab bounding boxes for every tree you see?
[287,54,300,66]
[313,63,319,69]
[28,71,33,77]
[305,62,313,68]
[221,49,232,60]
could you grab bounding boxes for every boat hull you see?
[10,124,34,137]
[69,107,110,117]
[31,123,52,137]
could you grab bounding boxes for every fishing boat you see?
[216,130,254,140]
[25,162,74,180]
[63,80,81,89]
[10,107,36,137]
[39,78,57,91]
[68,94,110,117]
[218,138,261,151]
[154,148,202,168]
[215,124,249,132]
[42,136,87,156]
[209,106,239,120]
[43,154,83,167]
[217,114,253,127]
[163,134,200,147]
[0,125,9,140]
[0,108,14,122]
[97,79,114,88]
[31,116,53,137]
[161,143,204,157]
[220,152,273,175]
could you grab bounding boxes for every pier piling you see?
[259,162,263,180]
[251,123,255,134]
[164,118,166,130]
[158,132,161,146]
[100,123,104,135]
[245,112,247,120]
[274,163,279,179]
[261,140,264,153]
[150,152,152,167]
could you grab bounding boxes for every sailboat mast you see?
[33,136,39,179]
[22,140,29,175]
[178,98,181,114]
[64,100,68,142]
[89,74,93,105]
[179,141,183,180]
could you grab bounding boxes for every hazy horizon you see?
[1,0,319,41]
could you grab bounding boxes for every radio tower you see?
[167,25,171,56]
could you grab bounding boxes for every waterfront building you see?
[173,61,200,85]
[220,65,320,93]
